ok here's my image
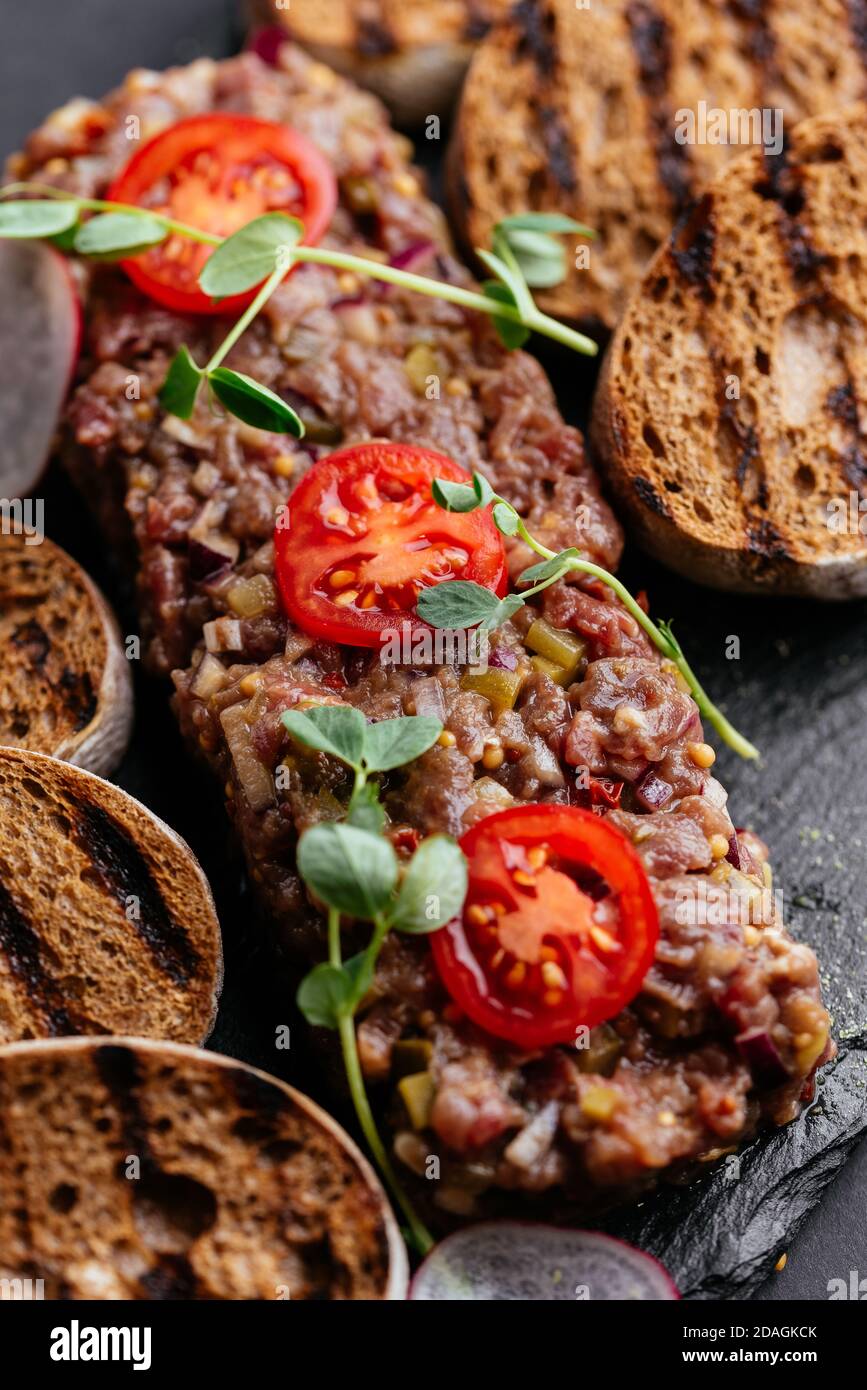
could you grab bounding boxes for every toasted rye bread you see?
[590,103,867,598]
[249,0,509,124]
[0,533,132,776]
[0,1037,407,1299]
[0,748,223,1045]
[450,0,867,329]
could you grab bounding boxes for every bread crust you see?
[452,0,867,329]
[591,105,867,598]
[248,0,508,124]
[0,748,224,1045]
[0,533,133,775]
[0,1037,408,1299]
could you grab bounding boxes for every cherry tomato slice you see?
[274,443,508,648]
[431,805,659,1048]
[107,114,337,315]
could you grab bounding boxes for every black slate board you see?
[3,0,866,1302]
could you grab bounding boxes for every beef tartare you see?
[12,45,832,1216]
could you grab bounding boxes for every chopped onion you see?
[411,677,446,721]
[388,241,437,272]
[524,735,565,788]
[503,1101,559,1171]
[188,536,237,582]
[191,652,229,699]
[334,299,380,344]
[219,703,274,812]
[203,617,243,653]
[635,767,674,810]
[735,1029,789,1087]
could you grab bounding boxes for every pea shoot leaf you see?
[296,962,354,1029]
[346,781,386,836]
[480,280,530,350]
[282,705,367,769]
[479,242,535,320]
[494,214,595,289]
[477,593,526,632]
[390,835,467,934]
[198,212,303,297]
[517,547,580,586]
[416,579,504,630]
[472,472,496,507]
[496,213,596,236]
[0,199,81,238]
[362,716,442,773]
[209,368,304,436]
[158,347,204,420]
[432,477,479,513]
[297,822,398,920]
[492,502,519,536]
[74,211,167,258]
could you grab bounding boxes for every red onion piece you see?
[388,240,437,273]
[188,538,235,582]
[736,1029,790,1087]
[635,768,674,811]
[247,26,286,67]
[488,647,518,671]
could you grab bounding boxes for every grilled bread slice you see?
[0,533,132,776]
[0,747,223,1045]
[0,1037,407,1299]
[249,0,509,124]
[591,104,867,598]
[451,0,867,329]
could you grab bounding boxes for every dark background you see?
[3,0,865,1301]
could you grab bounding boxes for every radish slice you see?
[0,240,81,497]
[409,1222,679,1301]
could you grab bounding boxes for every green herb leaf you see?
[492,502,519,536]
[517,547,580,586]
[0,199,81,238]
[479,243,534,320]
[296,962,355,1029]
[498,229,567,289]
[158,347,204,420]
[496,213,596,237]
[431,477,479,513]
[477,593,526,632]
[362,716,442,773]
[346,781,386,835]
[74,211,167,258]
[416,579,504,630]
[297,822,398,920]
[481,281,530,350]
[282,705,367,769]
[472,472,496,507]
[209,368,304,435]
[390,835,467,934]
[198,212,303,297]
[342,949,377,1008]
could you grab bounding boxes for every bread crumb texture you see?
[0,749,222,1045]
[0,1041,393,1299]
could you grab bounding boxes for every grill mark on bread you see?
[746,517,792,560]
[755,147,828,285]
[513,0,558,76]
[72,800,200,986]
[626,0,694,213]
[670,194,716,300]
[728,0,776,80]
[827,382,867,492]
[632,475,672,517]
[0,879,75,1035]
[355,3,397,57]
[10,618,98,733]
[11,618,50,669]
[540,105,578,192]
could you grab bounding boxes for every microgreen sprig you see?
[416,474,760,761]
[0,186,596,433]
[281,704,468,1254]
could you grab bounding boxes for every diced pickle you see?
[404,344,441,396]
[226,573,276,618]
[343,175,380,214]
[461,667,524,712]
[525,619,586,681]
[392,1039,434,1078]
[398,1072,436,1130]
[575,1023,623,1076]
[529,654,571,687]
[580,1085,619,1122]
